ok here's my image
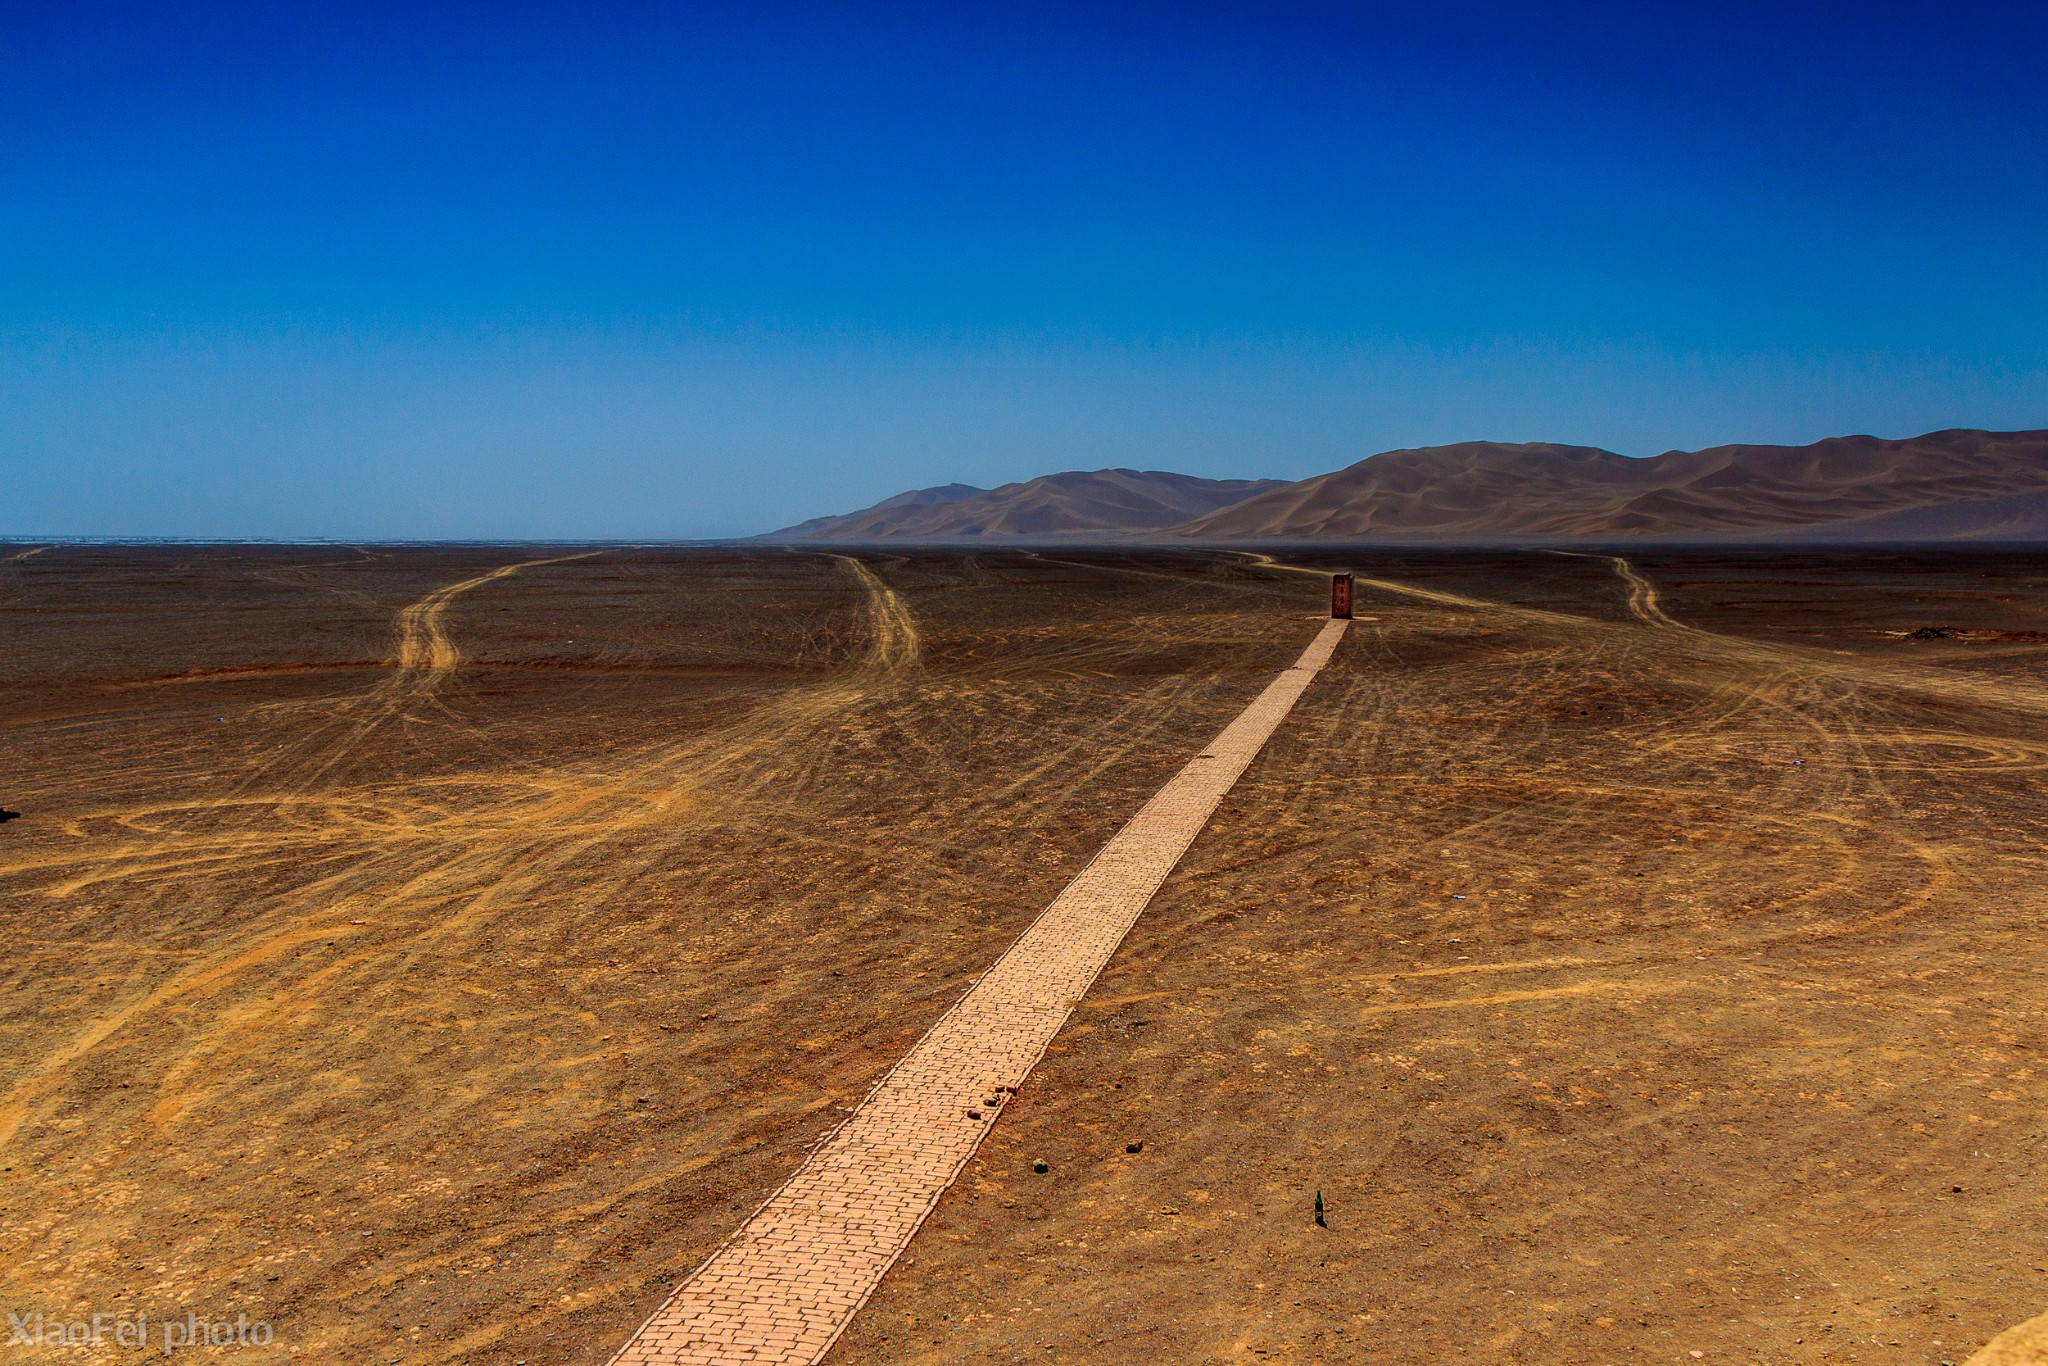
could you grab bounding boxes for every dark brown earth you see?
[3,545,2046,1365]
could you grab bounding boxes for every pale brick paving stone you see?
[608,619,1350,1366]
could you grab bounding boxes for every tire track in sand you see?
[0,553,599,888]
[252,551,601,795]
[1609,554,1684,629]
[833,555,921,674]
[1606,553,2048,718]
[0,554,916,1153]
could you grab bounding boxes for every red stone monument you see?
[1331,573,1354,619]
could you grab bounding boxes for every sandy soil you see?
[833,548,2048,1365]
[3,545,2045,1364]
[0,546,1310,1362]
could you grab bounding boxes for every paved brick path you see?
[609,619,1350,1365]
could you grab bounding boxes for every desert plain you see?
[1,544,2045,1364]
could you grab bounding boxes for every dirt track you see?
[2,545,2046,1364]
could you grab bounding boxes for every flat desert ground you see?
[2,545,2045,1365]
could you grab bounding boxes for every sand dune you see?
[768,470,1286,541]
[1786,486,2048,543]
[1174,429,2048,540]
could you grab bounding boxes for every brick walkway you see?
[608,619,1351,1365]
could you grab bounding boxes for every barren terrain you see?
[3,545,2046,1364]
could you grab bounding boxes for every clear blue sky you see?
[5,1,2044,538]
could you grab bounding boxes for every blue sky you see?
[5,1,2044,538]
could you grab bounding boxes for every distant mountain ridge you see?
[773,482,986,539]
[1176,429,2048,540]
[768,470,1287,541]
[762,428,2048,544]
